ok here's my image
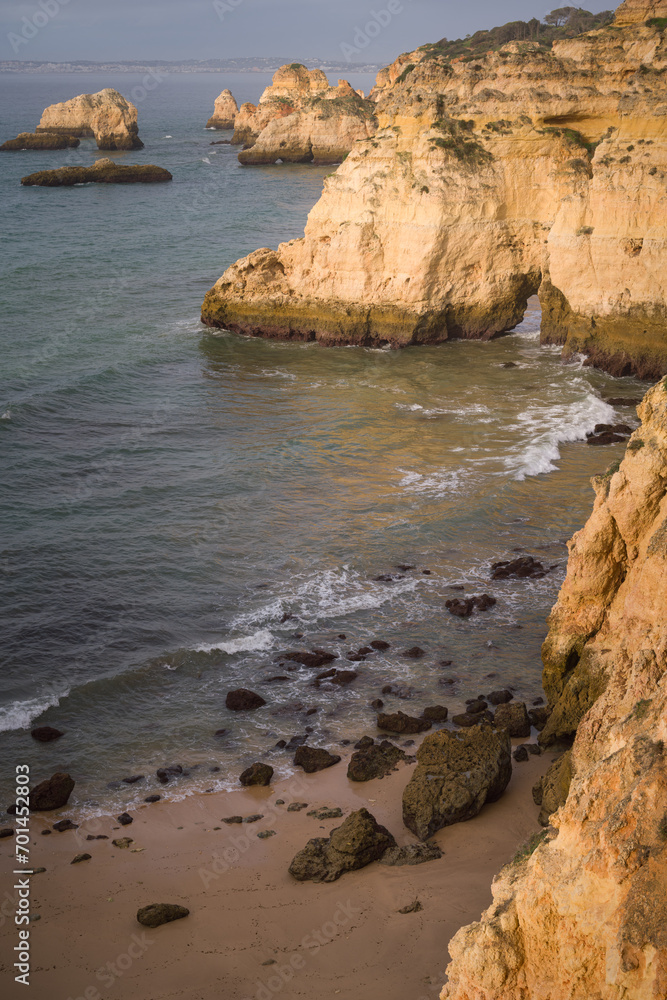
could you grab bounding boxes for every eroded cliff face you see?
[36,88,143,150]
[231,64,377,165]
[206,89,238,129]
[442,379,667,1000]
[202,15,667,376]
[614,0,667,25]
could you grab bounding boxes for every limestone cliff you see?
[36,88,143,151]
[202,12,667,377]
[614,0,667,25]
[442,379,667,1000]
[206,88,238,129]
[231,63,377,165]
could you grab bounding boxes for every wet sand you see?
[1,743,552,1000]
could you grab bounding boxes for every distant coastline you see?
[0,57,383,74]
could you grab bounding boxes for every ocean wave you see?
[0,691,69,733]
[506,391,615,480]
[192,629,275,655]
[398,467,464,497]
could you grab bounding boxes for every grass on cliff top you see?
[647,17,667,30]
[386,6,614,77]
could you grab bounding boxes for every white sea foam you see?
[1,410,10,420]
[192,629,275,655]
[507,391,615,480]
[0,691,69,733]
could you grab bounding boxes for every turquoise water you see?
[0,73,648,818]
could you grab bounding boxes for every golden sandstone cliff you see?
[443,377,667,1000]
[230,63,377,165]
[206,88,239,129]
[202,8,667,378]
[36,88,143,151]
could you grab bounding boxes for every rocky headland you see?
[21,158,172,186]
[202,5,667,379]
[231,63,377,165]
[36,87,143,150]
[206,88,239,129]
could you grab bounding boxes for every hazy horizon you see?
[1,0,616,64]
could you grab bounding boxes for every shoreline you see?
[1,737,554,1000]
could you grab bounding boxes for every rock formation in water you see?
[442,377,667,999]
[230,63,377,165]
[1,132,80,151]
[206,88,239,129]
[36,88,143,150]
[202,7,667,377]
[21,159,172,186]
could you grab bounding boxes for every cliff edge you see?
[202,9,667,377]
[442,378,667,1000]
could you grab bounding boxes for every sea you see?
[0,72,649,819]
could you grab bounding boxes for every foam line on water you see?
[0,690,69,733]
[192,629,275,654]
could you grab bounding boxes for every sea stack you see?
[36,88,143,150]
[206,89,239,129]
[201,11,667,378]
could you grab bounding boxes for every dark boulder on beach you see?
[71,853,91,864]
[53,819,79,832]
[488,689,513,705]
[402,725,512,840]
[354,736,375,750]
[31,726,64,742]
[239,762,274,786]
[493,701,531,738]
[226,688,266,711]
[422,705,449,722]
[145,795,161,803]
[288,807,395,882]
[137,903,190,928]
[377,711,431,735]
[0,828,13,839]
[347,740,408,781]
[294,746,341,773]
[29,772,75,811]
[380,842,442,866]
[117,812,133,826]
[529,705,551,730]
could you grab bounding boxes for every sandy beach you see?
[1,742,553,1000]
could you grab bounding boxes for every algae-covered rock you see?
[347,740,408,781]
[21,159,172,186]
[402,726,512,840]
[1,132,80,151]
[288,807,395,882]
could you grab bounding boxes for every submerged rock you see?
[30,726,64,742]
[1,132,80,150]
[490,556,546,580]
[226,688,266,711]
[37,88,143,149]
[445,594,497,617]
[239,762,274,786]
[293,746,341,772]
[377,711,431,735]
[21,159,171,186]
[156,765,183,784]
[288,807,395,882]
[136,903,190,928]
[402,726,512,840]
[29,772,75,811]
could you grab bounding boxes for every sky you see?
[1,0,617,63]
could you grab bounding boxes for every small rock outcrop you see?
[293,745,341,772]
[493,701,531,738]
[377,711,432,735]
[403,727,512,841]
[232,64,377,165]
[21,159,172,187]
[206,88,239,129]
[239,762,274,786]
[226,688,266,711]
[36,88,143,150]
[136,903,190,928]
[29,772,75,811]
[288,807,395,882]
[347,740,408,781]
[1,132,80,151]
[31,726,64,741]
